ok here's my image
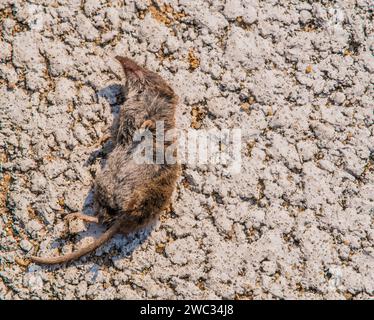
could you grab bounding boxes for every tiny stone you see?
[299,10,312,24]
[332,92,345,105]
[19,239,33,252]
[242,5,257,25]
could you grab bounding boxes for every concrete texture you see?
[0,0,373,300]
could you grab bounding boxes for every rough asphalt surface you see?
[0,0,373,299]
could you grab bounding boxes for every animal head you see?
[115,56,177,102]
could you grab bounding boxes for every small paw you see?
[140,119,155,130]
[64,213,80,221]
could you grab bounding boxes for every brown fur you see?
[30,56,180,265]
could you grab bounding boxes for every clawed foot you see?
[140,119,155,131]
[65,212,99,224]
[96,133,111,146]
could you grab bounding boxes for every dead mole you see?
[30,56,180,265]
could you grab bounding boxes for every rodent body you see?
[30,56,180,265]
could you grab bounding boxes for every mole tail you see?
[29,222,122,265]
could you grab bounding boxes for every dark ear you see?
[115,56,144,82]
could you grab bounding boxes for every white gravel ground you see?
[0,0,373,299]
